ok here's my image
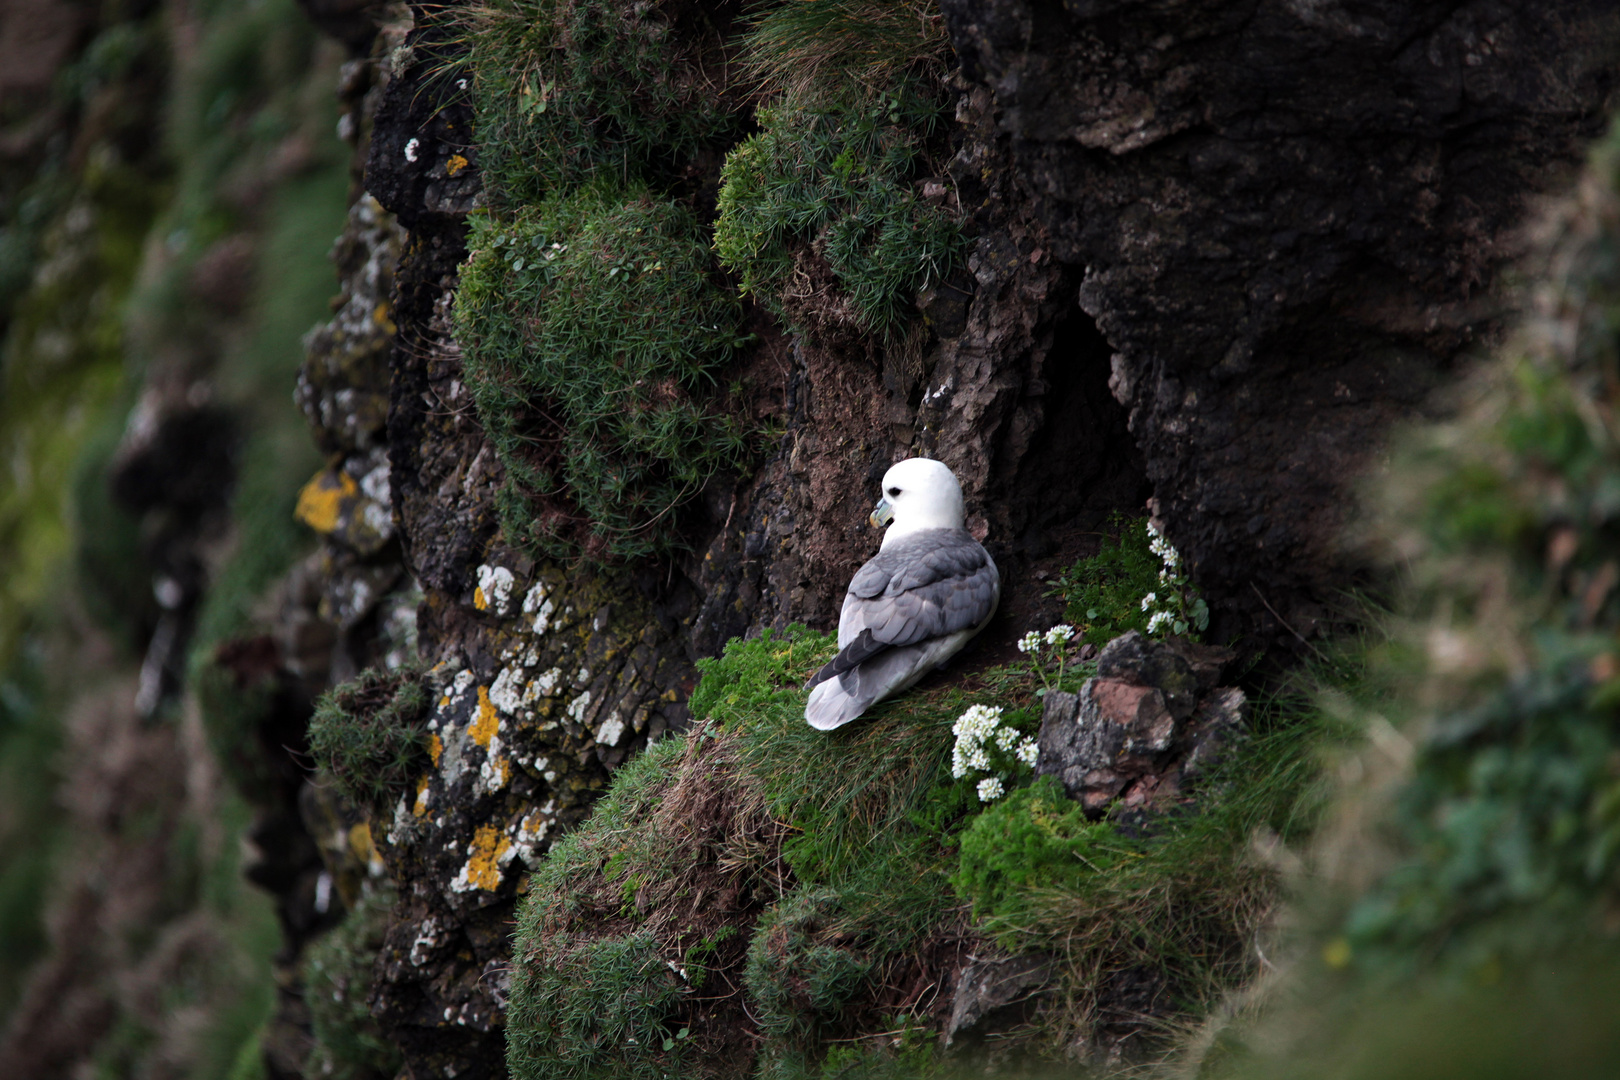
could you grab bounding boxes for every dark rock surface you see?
[940,0,1620,648]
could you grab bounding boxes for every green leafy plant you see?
[455,182,750,561]
[307,666,430,811]
[951,777,1136,921]
[1050,514,1207,647]
[303,885,402,1080]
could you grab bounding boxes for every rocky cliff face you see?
[943,0,1620,645]
[8,0,1608,1076]
[252,1,1617,1075]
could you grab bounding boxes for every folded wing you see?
[805,529,999,729]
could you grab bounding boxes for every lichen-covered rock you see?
[298,193,406,456]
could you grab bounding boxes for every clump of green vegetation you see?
[303,885,402,1080]
[308,667,431,812]
[463,0,739,206]
[713,0,963,341]
[510,621,1338,1075]
[1050,514,1207,648]
[739,0,948,99]
[455,182,750,561]
[715,88,963,339]
[506,734,737,1080]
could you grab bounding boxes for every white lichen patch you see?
[565,690,592,724]
[362,499,393,538]
[475,564,517,614]
[528,667,562,700]
[523,580,556,634]
[410,916,444,966]
[360,459,392,504]
[476,732,510,796]
[488,664,527,716]
[596,712,626,747]
[501,802,558,869]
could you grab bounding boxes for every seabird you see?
[804,458,1000,730]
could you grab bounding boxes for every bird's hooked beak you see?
[869,497,894,529]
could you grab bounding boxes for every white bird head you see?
[870,458,966,547]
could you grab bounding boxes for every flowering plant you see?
[1016,623,1078,697]
[1140,521,1208,638]
[951,704,1039,803]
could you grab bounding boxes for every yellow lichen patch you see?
[413,774,432,817]
[447,153,470,176]
[348,822,382,875]
[470,686,500,747]
[372,300,397,333]
[294,469,358,533]
[473,586,488,610]
[429,732,444,766]
[459,824,510,892]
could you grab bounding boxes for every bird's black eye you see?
[887,487,901,498]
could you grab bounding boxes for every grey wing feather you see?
[815,529,999,687]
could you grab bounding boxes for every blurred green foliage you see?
[303,885,403,1080]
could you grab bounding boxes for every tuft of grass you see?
[714,0,962,342]
[510,624,1345,1072]
[455,182,751,561]
[739,0,947,100]
[308,667,431,813]
[462,0,740,207]
[715,86,962,341]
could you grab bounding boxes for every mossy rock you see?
[455,183,750,562]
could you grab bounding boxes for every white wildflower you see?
[1016,738,1040,767]
[953,704,1003,739]
[1147,611,1174,634]
[1140,592,1157,612]
[995,726,1021,752]
[977,776,1005,802]
[1044,624,1075,646]
[1016,631,1041,654]
[965,747,990,772]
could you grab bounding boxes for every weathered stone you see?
[1038,632,1247,815]
[945,952,1055,1046]
[1094,631,1200,719]
[1181,686,1249,780]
